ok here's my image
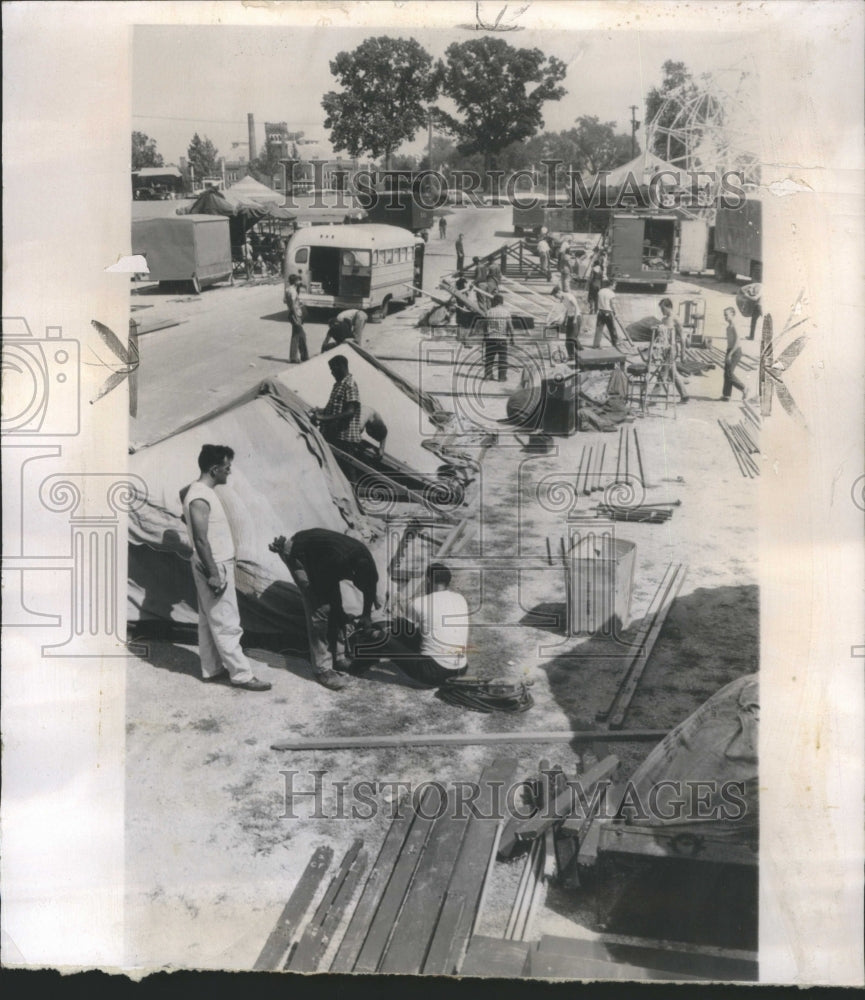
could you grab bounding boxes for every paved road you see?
[130,205,511,448]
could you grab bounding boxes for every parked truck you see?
[605,212,709,291]
[132,215,233,293]
[712,199,762,282]
[364,189,434,236]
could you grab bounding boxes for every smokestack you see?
[248,113,257,162]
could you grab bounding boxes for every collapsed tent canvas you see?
[128,379,389,641]
[273,342,477,486]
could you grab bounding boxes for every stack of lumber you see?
[256,758,519,974]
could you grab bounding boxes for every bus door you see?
[308,245,341,295]
[338,248,372,300]
[413,243,424,292]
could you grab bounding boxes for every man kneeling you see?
[347,562,468,687]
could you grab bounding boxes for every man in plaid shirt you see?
[312,354,363,449]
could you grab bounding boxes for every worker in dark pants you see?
[592,280,619,349]
[720,306,748,401]
[269,529,380,691]
[483,293,514,381]
[455,234,465,273]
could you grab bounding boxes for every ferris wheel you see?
[645,64,761,199]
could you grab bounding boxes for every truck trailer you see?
[605,212,709,290]
[712,199,762,282]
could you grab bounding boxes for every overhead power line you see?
[132,113,325,126]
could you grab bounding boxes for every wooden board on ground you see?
[459,935,531,978]
[537,933,758,981]
[271,729,668,752]
[253,845,333,971]
[286,839,367,972]
[329,797,417,973]
[513,755,619,842]
[422,757,519,974]
[524,940,703,981]
[379,785,472,974]
[352,786,440,973]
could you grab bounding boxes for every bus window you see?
[295,247,309,263]
[372,250,379,264]
[385,249,393,264]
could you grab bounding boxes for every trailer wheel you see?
[714,253,728,281]
[750,261,763,283]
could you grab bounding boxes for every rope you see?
[436,677,534,714]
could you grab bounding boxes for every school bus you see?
[284,224,424,321]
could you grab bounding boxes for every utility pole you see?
[629,105,641,159]
[428,108,433,173]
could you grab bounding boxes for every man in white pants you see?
[181,444,271,691]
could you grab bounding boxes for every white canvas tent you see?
[128,380,387,639]
[226,175,283,205]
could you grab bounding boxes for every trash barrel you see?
[540,370,579,435]
[565,534,636,635]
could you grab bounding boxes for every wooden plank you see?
[271,729,668,751]
[526,943,703,981]
[460,936,531,978]
[595,563,677,723]
[577,784,628,867]
[505,837,540,940]
[379,786,472,974]
[519,837,548,942]
[609,564,687,730]
[513,755,619,842]
[253,845,333,971]
[329,798,418,971]
[352,786,440,972]
[287,841,367,972]
[538,933,758,981]
[419,890,465,975]
[422,758,519,974]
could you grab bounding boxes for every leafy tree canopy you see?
[439,36,567,179]
[322,36,442,168]
[187,133,220,180]
[645,60,698,162]
[131,131,164,170]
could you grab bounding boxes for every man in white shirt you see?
[346,562,469,687]
[547,286,582,360]
[592,279,620,349]
[180,445,271,691]
[335,307,367,348]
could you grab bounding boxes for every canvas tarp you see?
[273,342,473,480]
[128,379,388,638]
[177,190,295,252]
[227,175,284,205]
[622,673,758,839]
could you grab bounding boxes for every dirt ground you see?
[125,217,759,972]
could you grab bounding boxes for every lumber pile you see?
[256,759,519,975]
[718,417,760,478]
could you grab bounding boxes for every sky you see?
[133,24,759,167]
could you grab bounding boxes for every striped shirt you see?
[484,304,513,340]
[323,373,362,444]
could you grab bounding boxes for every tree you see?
[321,36,441,170]
[570,116,638,174]
[439,37,567,187]
[131,131,164,170]
[186,133,220,181]
[645,60,698,163]
[251,141,284,186]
